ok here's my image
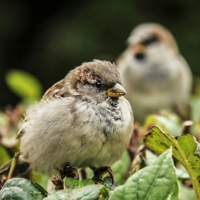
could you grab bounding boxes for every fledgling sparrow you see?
[117,23,192,123]
[0,60,133,182]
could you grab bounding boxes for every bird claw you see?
[91,166,114,184]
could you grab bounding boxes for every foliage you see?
[109,149,178,200]
[2,71,200,199]
[5,69,43,101]
[144,112,181,137]
[144,126,200,199]
[0,150,179,200]
[44,185,105,200]
[0,178,48,200]
[111,150,131,185]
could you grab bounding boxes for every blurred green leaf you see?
[0,178,48,200]
[109,149,178,200]
[5,69,43,100]
[0,144,11,165]
[44,190,72,200]
[31,171,49,191]
[52,169,62,178]
[190,95,200,137]
[144,114,181,137]
[79,179,94,187]
[176,168,190,180]
[85,167,94,179]
[144,126,200,199]
[178,181,196,200]
[190,95,200,123]
[0,112,8,126]
[111,150,131,185]
[144,149,158,166]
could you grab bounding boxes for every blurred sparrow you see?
[117,23,192,123]
[0,60,133,182]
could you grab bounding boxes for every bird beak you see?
[104,83,127,98]
[133,43,145,54]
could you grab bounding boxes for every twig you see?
[7,152,20,180]
[182,120,193,135]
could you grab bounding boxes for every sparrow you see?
[0,60,133,182]
[117,23,192,123]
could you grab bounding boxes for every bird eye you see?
[143,35,158,46]
[96,81,101,88]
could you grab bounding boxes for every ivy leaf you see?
[109,149,178,200]
[144,126,200,199]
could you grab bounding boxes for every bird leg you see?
[80,168,87,179]
[91,166,114,184]
[58,165,79,180]
[51,176,64,191]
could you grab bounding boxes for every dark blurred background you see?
[0,0,200,107]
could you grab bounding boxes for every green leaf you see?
[79,179,94,187]
[190,95,200,123]
[31,171,49,191]
[44,185,104,200]
[43,190,72,200]
[178,181,196,200]
[64,177,79,189]
[144,126,200,199]
[69,185,104,200]
[0,144,11,166]
[52,169,62,179]
[111,150,131,185]
[103,177,118,191]
[109,149,178,200]
[5,70,43,100]
[0,178,48,200]
[64,177,94,189]
[144,149,158,166]
[175,168,190,180]
[0,188,37,200]
[190,95,200,137]
[144,114,181,137]
[145,150,190,180]
[95,177,119,191]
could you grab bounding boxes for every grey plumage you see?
[117,23,192,123]
[0,60,133,175]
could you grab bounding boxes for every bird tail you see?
[0,159,30,177]
[0,159,13,176]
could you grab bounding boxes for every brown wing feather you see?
[42,79,65,100]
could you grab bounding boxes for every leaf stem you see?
[7,152,20,180]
